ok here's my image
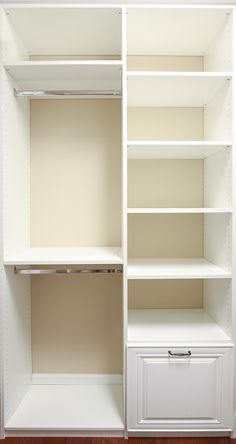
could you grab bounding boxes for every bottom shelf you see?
[128,309,232,344]
[6,384,124,431]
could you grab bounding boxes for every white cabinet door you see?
[128,347,233,431]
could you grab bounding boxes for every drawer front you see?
[128,347,233,431]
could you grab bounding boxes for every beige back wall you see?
[128,214,203,258]
[128,107,204,140]
[30,99,121,247]
[127,55,203,71]
[32,274,122,373]
[128,159,203,208]
[128,280,203,309]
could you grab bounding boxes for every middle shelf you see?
[127,258,231,279]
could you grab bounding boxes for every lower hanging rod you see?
[14,266,122,275]
[14,88,122,98]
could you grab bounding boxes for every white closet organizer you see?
[0,3,235,439]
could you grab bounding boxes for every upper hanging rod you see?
[14,266,123,275]
[14,88,122,98]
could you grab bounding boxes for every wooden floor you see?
[3,438,236,444]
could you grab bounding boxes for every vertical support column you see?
[231,6,236,440]
[121,5,128,439]
[0,6,5,440]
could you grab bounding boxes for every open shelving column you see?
[125,6,234,349]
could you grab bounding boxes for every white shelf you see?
[127,74,231,107]
[6,384,124,431]
[127,8,231,56]
[128,208,232,214]
[4,7,121,56]
[128,309,231,344]
[127,258,231,279]
[4,61,122,92]
[127,141,231,159]
[4,247,123,265]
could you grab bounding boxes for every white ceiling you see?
[1,0,236,4]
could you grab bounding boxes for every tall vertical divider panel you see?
[0,3,235,440]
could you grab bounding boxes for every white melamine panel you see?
[205,13,232,71]
[6,384,124,431]
[204,214,232,272]
[127,8,231,58]
[204,148,232,208]
[0,8,4,437]
[128,347,233,430]
[4,247,123,265]
[4,268,31,424]
[5,62,122,91]
[204,279,232,338]
[127,259,231,279]
[2,6,28,62]
[3,72,30,259]
[128,309,231,343]
[204,78,232,141]
[4,7,121,57]
[128,108,203,141]
[127,75,231,107]
[127,142,231,159]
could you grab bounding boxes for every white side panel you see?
[231,8,236,439]
[204,79,232,141]
[204,279,232,338]
[204,148,232,208]
[0,7,5,439]
[3,72,30,259]
[205,14,232,72]
[2,8,28,62]
[204,213,232,272]
[4,267,31,425]
[121,5,128,438]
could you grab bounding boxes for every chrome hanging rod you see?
[14,266,123,275]
[14,88,121,98]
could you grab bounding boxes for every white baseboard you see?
[32,373,123,385]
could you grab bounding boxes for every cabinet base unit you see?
[127,347,233,432]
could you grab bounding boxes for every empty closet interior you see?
[1,3,235,438]
[2,6,124,434]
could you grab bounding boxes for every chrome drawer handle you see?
[168,350,191,357]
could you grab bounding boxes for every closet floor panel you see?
[6,384,124,431]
